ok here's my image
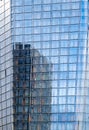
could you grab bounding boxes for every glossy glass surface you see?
[0,0,13,130]
[0,0,89,130]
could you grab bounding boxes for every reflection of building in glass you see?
[0,0,89,130]
[13,44,52,130]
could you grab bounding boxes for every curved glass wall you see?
[0,0,89,130]
[11,0,88,129]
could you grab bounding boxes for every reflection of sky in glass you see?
[9,0,89,129]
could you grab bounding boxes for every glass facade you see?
[13,44,51,130]
[0,0,13,130]
[0,0,89,130]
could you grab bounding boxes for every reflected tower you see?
[0,0,89,130]
[13,43,52,130]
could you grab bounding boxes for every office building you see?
[0,0,89,130]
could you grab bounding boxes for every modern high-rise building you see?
[0,0,89,130]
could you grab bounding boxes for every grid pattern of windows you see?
[0,0,13,130]
[0,0,89,130]
[11,0,89,129]
[13,44,51,130]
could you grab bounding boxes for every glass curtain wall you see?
[0,0,13,130]
[0,0,89,130]
[11,0,89,130]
